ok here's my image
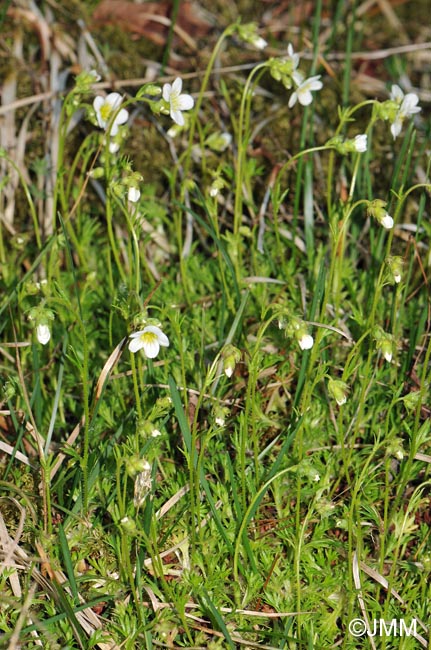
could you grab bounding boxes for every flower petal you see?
[390,84,403,101]
[106,92,122,108]
[171,109,185,126]
[93,96,104,111]
[288,92,298,108]
[172,77,183,94]
[178,94,194,111]
[162,83,172,102]
[115,108,129,125]
[143,339,160,358]
[128,187,140,203]
[128,332,145,353]
[37,324,51,345]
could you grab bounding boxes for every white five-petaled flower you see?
[128,187,140,203]
[37,324,51,345]
[128,325,169,359]
[298,333,314,350]
[93,93,129,136]
[354,134,367,152]
[162,77,194,127]
[389,85,421,139]
[288,74,323,107]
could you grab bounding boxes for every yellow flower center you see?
[141,331,158,345]
[100,102,113,123]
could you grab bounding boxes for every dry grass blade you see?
[352,551,377,650]
[0,518,120,650]
[0,507,43,647]
[359,558,429,643]
[0,440,31,467]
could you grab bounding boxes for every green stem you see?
[233,63,268,237]
[130,353,143,421]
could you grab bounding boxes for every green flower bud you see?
[385,256,403,284]
[136,83,162,98]
[205,132,232,153]
[89,167,105,179]
[222,344,241,378]
[126,454,151,477]
[373,326,394,362]
[120,516,137,535]
[328,378,349,406]
[236,23,267,50]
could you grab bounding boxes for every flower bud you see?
[36,323,51,345]
[136,83,162,98]
[120,516,137,534]
[126,454,151,478]
[373,326,394,362]
[386,437,404,460]
[205,132,232,153]
[402,391,422,411]
[328,378,349,406]
[222,344,241,378]
[366,199,393,229]
[128,187,140,203]
[89,167,105,179]
[386,256,403,284]
[236,23,267,50]
[213,405,229,427]
[285,316,313,351]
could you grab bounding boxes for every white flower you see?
[252,35,268,50]
[215,416,225,427]
[354,134,367,152]
[128,325,169,358]
[313,473,320,482]
[288,75,323,107]
[381,214,394,229]
[93,93,129,136]
[128,187,140,203]
[394,273,401,284]
[383,350,392,363]
[162,78,194,127]
[389,85,421,139]
[298,333,314,350]
[109,141,120,154]
[37,324,51,345]
[151,429,162,437]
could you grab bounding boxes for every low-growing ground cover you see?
[0,1,430,648]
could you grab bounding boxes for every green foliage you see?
[0,1,430,649]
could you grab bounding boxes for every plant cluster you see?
[0,9,430,650]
